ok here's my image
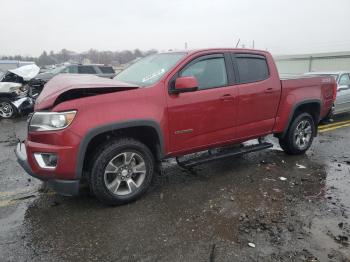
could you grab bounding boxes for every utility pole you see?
[252,40,255,49]
[184,42,188,50]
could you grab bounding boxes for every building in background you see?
[274,51,350,76]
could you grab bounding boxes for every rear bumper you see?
[15,142,80,196]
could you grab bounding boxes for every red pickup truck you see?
[16,48,336,205]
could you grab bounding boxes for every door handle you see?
[219,94,234,102]
[264,87,274,93]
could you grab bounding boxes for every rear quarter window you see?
[99,66,115,74]
[235,54,269,84]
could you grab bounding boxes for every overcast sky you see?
[1,0,349,56]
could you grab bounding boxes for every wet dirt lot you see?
[0,115,350,262]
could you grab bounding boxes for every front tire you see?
[90,138,154,206]
[0,98,17,119]
[279,113,315,155]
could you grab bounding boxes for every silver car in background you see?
[305,71,350,119]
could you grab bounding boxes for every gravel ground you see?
[0,114,349,262]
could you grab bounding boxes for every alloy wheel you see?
[103,152,147,196]
[0,102,14,118]
[293,120,312,150]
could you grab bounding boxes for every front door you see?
[166,54,238,154]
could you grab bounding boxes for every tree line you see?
[1,48,158,67]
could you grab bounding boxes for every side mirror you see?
[338,85,350,91]
[174,76,198,93]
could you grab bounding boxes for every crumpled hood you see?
[8,64,40,81]
[35,74,139,110]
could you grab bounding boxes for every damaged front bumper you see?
[11,96,34,112]
[10,96,34,114]
[15,142,80,196]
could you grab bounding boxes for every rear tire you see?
[90,138,154,206]
[0,98,17,119]
[279,113,315,155]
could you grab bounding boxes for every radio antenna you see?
[235,39,240,48]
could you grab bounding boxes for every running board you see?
[176,142,273,169]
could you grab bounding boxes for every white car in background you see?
[305,71,350,120]
[0,64,39,118]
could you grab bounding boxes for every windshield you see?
[114,53,186,86]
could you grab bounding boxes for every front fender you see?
[75,119,164,179]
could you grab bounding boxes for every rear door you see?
[231,53,281,139]
[335,73,350,113]
[167,53,238,153]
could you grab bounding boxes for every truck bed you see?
[278,76,335,124]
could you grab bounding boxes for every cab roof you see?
[162,48,270,56]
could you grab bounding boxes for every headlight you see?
[29,111,77,132]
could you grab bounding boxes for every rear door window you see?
[180,55,228,90]
[78,66,97,74]
[233,54,269,84]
